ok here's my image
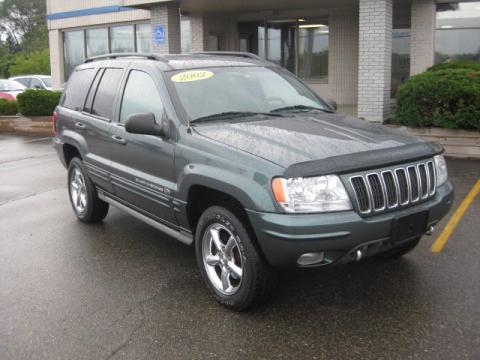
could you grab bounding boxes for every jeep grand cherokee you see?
[53,52,454,310]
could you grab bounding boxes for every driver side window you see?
[120,70,164,124]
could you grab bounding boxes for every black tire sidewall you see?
[195,206,258,310]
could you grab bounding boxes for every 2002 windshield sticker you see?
[171,70,214,82]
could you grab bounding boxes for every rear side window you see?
[120,70,164,123]
[91,68,123,119]
[15,78,30,87]
[62,68,97,111]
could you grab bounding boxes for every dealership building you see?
[46,0,480,122]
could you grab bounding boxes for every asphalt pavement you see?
[0,134,479,360]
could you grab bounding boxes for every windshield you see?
[168,66,330,121]
[0,80,26,91]
[42,77,52,87]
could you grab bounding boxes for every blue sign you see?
[154,25,165,45]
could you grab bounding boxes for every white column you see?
[410,0,436,75]
[150,2,181,54]
[48,29,64,89]
[358,0,393,122]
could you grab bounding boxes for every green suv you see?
[53,52,454,310]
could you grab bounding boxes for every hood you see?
[193,112,427,169]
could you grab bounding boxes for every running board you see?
[98,191,193,245]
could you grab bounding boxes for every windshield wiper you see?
[271,105,334,113]
[191,111,284,123]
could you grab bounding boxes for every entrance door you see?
[266,21,296,73]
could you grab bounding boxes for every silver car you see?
[9,75,52,90]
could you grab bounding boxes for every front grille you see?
[349,159,436,215]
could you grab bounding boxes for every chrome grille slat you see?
[349,159,437,215]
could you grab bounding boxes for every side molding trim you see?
[98,191,194,245]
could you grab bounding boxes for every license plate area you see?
[392,211,428,244]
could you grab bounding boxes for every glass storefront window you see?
[391,29,411,96]
[136,23,151,53]
[435,2,480,62]
[266,22,296,74]
[110,25,135,53]
[64,30,85,81]
[238,19,328,80]
[86,28,108,57]
[63,23,153,80]
[298,19,329,80]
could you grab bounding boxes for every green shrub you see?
[16,89,61,116]
[395,69,480,130]
[427,60,480,72]
[0,99,17,115]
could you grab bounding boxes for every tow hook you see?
[425,225,434,236]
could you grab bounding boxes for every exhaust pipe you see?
[356,249,363,261]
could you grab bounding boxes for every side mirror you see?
[125,112,169,137]
[325,99,337,111]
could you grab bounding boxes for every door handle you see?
[111,135,126,145]
[75,122,86,130]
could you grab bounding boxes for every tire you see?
[195,205,277,311]
[376,236,421,259]
[67,157,109,223]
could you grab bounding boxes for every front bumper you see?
[247,181,454,268]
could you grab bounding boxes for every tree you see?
[0,0,47,52]
[9,48,50,76]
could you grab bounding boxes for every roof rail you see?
[84,52,167,63]
[192,51,262,60]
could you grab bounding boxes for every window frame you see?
[118,69,165,125]
[88,67,125,122]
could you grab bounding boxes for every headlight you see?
[434,155,448,186]
[272,175,352,213]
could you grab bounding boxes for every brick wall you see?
[190,14,207,52]
[150,2,181,54]
[410,0,435,75]
[358,0,393,122]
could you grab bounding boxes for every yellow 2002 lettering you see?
[171,70,214,82]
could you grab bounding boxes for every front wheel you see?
[195,206,276,311]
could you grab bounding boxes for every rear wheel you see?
[195,206,277,311]
[377,236,421,259]
[68,157,109,223]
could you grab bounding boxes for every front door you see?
[109,66,176,226]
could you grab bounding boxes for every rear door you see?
[109,64,177,225]
[58,67,112,193]
[76,66,124,192]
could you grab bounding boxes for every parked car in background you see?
[9,75,52,90]
[0,79,27,101]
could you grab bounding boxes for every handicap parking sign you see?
[154,25,165,44]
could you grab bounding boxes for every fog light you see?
[297,252,325,266]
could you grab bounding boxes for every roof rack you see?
[84,53,167,63]
[192,51,262,60]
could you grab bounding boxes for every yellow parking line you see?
[431,179,480,253]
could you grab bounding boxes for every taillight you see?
[52,111,58,135]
